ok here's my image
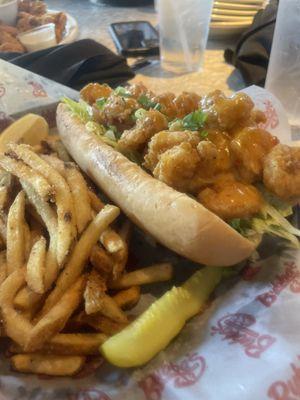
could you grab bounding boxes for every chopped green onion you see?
[182,110,207,131]
[200,130,209,139]
[96,97,107,109]
[134,108,148,120]
[138,95,161,110]
[114,86,132,98]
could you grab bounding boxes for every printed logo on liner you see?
[211,312,276,358]
[139,352,206,400]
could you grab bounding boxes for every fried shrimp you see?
[201,90,255,131]
[94,94,139,131]
[263,144,300,201]
[231,127,279,183]
[144,130,200,172]
[198,177,263,220]
[152,142,201,193]
[80,83,113,105]
[151,92,201,119]
[118,110,168,152]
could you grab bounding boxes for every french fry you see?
[42,155,92,234]
[14,286,43,312]
[10,144,76,266]
[6,191,26,275]
[111,220,131,280]
[0,269,33,348]
[88,190,104,212]
[100,228,125,254]
[26,236,46,294]
[109,263,173,289]
[113,286,141,310]
[40,205,119,316]
[10,333,107,356]
[23,221,31,262]
[84,269,106,314]
[90,245,114,276]
[41,137,71,162]
[84,270,127,323]
[21,180,58,290]
[74,312,128,336]
[0,153,53,201]
[0,215,7,245]
[10,354,86,376]
[0,251,7,285]
[0,186,9,212]
[26,276,86,352]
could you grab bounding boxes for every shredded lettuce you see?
[62,97,93,123]
[229,201,300,249]
[62,97,117,148]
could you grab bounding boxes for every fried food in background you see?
[0,1,67,53]
[0,114,173,376]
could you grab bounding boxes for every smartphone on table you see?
[109,20,159,58]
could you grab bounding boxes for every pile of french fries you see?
[0,128,173,377]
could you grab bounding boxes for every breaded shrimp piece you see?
[80,83,112,105]
[118,110,168,152]
[144,130,200,172]
[198,177,263,220]
[230,127,279,183]
[263,144,300,201]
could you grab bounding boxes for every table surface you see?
[47,0,245,95]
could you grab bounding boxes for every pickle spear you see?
[101,266,223,367]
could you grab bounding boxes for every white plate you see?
[212,14,253,22]
[213,7,257,16]
[42,9,78,46]
[216,0,263,4]
[214,1,262,10]
[209,20,252,39]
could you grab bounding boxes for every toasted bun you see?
[57,104,256,266]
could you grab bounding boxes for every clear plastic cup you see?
[158,0,214,74]
[265,0,300,132]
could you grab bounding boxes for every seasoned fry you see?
[0,186,9,212]
[10,144,76,265]
[40,205,119,316]
[0,215,7,245]
[11,354,86,376]
[90,245,114,276]
[10,333,107,356]
[84,269,106,315]
[113,286,141,309]
[0,153,53,201]
[26,236,46,294]
[100,227,125,253]
[23,221,31,261]
[6,191,26,275]
[14,286,43,312]
[0,251,7,285]
[26,276,85,351]
[88,190,104,212]
[41,137,71,162]
[42,155,92,234]
[84,270,127,322]
[109,263,173,289]
[111,220,131,280]
[74,312,128,336]
[0,269,33,348]
[21,180,58,290]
